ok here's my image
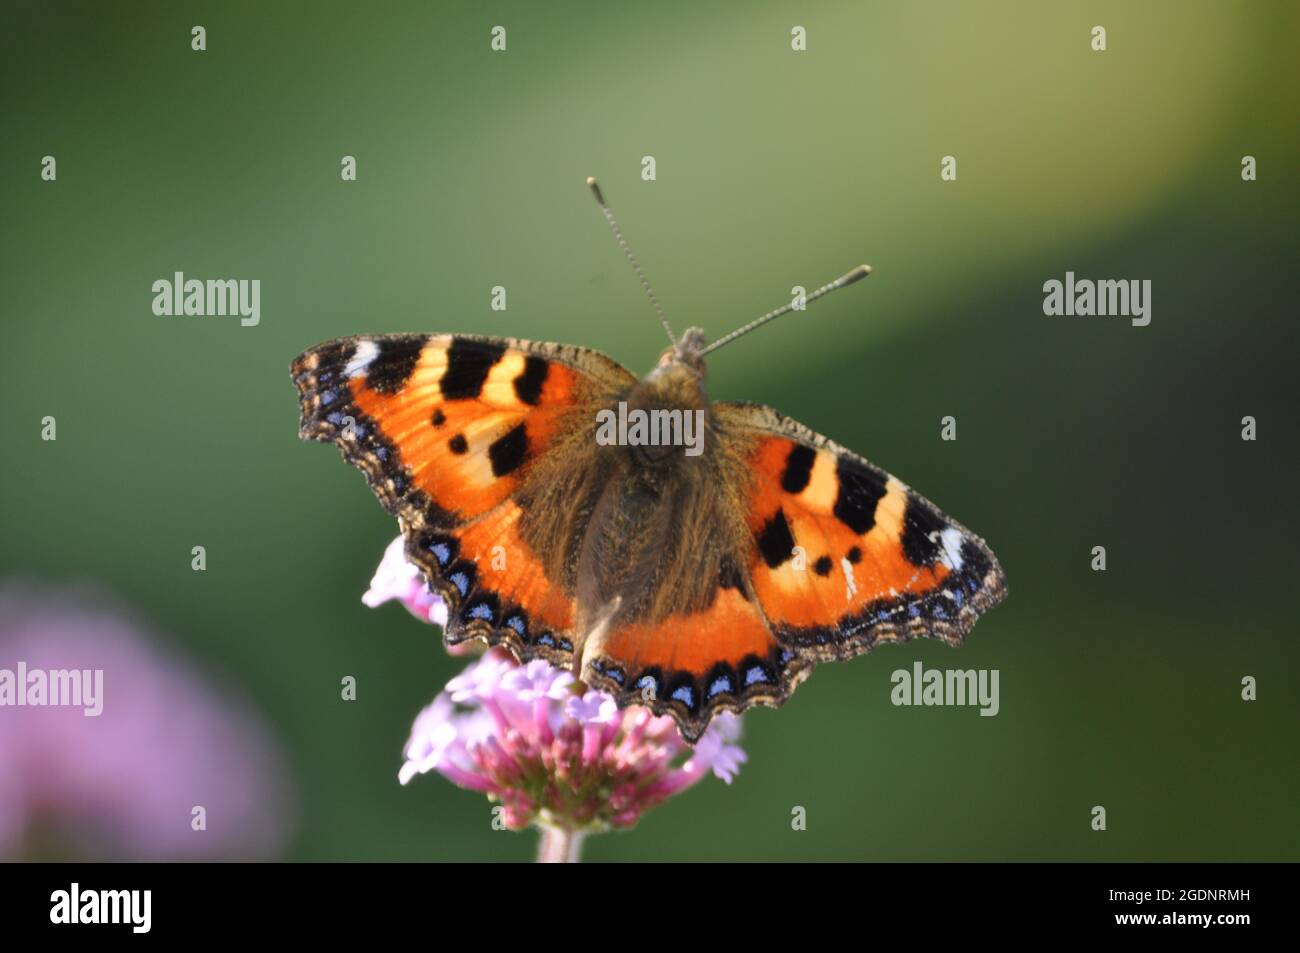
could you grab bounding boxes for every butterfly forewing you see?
[292,333,634,670]
[714,401,1008,656]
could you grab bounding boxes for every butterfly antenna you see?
[697,264,872,358]
[586,176,676,346]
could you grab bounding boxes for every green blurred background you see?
[3,0,1297,861]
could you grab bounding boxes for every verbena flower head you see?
[399,647,746,832]
[363,535,748,838]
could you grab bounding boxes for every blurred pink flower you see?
[398,648,746,840]
[363,536,449,627]
[0,583,293,860]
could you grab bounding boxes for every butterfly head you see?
[664,326,708,371]
[637,327,709,413]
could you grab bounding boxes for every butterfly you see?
[291,178,1007,742]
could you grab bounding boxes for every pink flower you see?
[363,536,449,627]
[364,535,751,859]
[398,648,746,836]
[0,583,293,860]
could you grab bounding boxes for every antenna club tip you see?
[585,176,606,205]
[841,264,872,285]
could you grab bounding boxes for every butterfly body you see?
[293,330,1007,741]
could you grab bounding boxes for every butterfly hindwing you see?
[716,401,1008,660]
[581,401,1006,741]
[292,333,635,666]
[410,502,580,669]
[583,581,812,742]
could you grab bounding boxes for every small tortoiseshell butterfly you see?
[292,179,1007,742]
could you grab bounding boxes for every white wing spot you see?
[344,340,379,378]
[841,556,858,603]
[934,527,965,571]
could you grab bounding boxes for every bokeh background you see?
[2,0,1297,861]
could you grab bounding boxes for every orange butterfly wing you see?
[717,402,1008,658]
[292,333,635,666]
[584,576,801,742]
[581,403,1006,741]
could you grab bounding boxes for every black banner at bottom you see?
[0,861,1280,940]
